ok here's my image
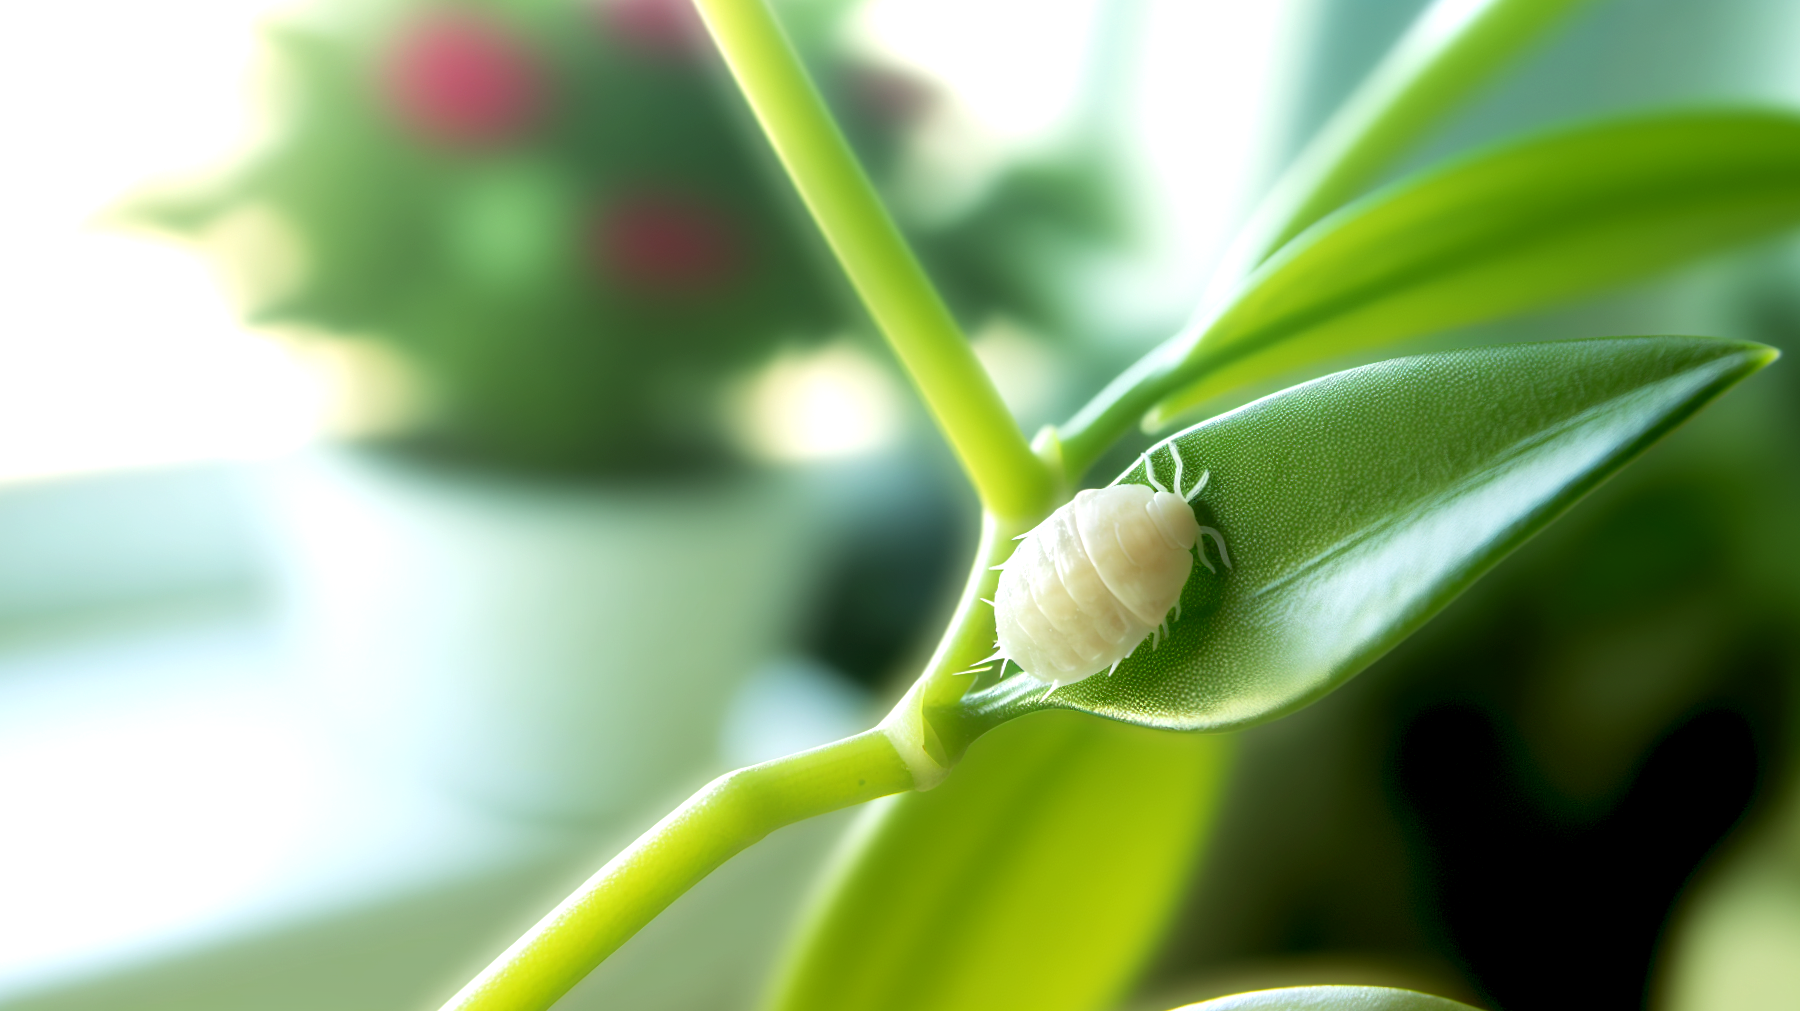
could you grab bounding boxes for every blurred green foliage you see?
[131,0,1120,475]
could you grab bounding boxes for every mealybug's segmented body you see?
[990,446,1231,697]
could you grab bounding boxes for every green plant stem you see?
[1055,0,1589,479]
[437,731,914,1011]
[880,510,1041,778]
[692,0,1054,519]
[1056,348,1188,479]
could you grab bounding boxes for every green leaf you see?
[1053,0,1591,477]
[1172,986,1482,1011]
[1236,0,1591,269]
[764,711,1233,1011]
[952,337,1772,738]
[1152,112,1800,426]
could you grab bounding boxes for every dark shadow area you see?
[1398,705,1759,1009]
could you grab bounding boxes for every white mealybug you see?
[987,445,1231,699]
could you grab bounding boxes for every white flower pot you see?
[259,449,817,822]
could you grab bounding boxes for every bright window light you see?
[846,0,1104,153]
[731,342,905,463]
[0,0,320,486]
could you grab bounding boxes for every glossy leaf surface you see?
[1174,986,1481,1011]
[1153,112,1800,424]
[765,711,1232,1011]
[953,337,1772,739]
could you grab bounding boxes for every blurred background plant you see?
[97,0,1148,836]
[121,0,1123,476]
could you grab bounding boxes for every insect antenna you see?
[1170,446,1184,497]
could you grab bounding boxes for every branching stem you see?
[882,510,1041,777]
[438,511,1047,1011]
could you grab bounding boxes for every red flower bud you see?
[385,9,540,149]
[591,191,739,293]
[597,0,710,60]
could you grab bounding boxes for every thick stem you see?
[692,0,1054,520]
[880,510,1042,778]
[438,731,914,1011]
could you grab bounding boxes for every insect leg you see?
[1107,659,1122,677]
[1199,526,1233,569]
[1038,680,1060,704]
